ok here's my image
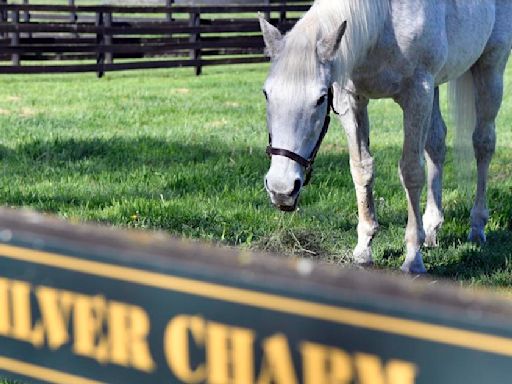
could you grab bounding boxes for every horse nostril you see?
[265,178,270,191]
[290,178,302,196]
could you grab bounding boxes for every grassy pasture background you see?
[0,62,511,288]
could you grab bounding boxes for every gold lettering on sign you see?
[301,343,418,384]
[73,294,109,363]
[0,277,155,373]
[165,316,256,384]
[0,275,420,384]
[33,286,74,349]
[10,280,34,343]
[257,334,298,384]
[355,353,417,384]
[164,315,207,383]
[301,341,353,384]
[383,360,418,384]
[108,301,155,372]
[206,321,255,384]
[72,294,156,372]
[0,278,10,334]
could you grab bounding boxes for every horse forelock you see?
[270,0,390,93]
[270,18,321,96]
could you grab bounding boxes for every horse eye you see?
[316,94,327,107]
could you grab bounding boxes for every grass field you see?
[0,62,511,289]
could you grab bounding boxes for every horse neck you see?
[312,0,390,79]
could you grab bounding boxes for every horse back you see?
[350,0,509,96]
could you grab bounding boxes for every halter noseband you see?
[266,88,338,186]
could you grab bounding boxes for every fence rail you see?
[3,208,512,384]
[0,1,311,76]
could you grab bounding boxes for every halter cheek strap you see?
[266,88,338,186]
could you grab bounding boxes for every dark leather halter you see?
[266,88,338,186]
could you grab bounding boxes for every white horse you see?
[260,0,512,273]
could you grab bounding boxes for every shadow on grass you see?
[2,136,511,282]
[0,144,14,160]
[14,136,218,167]
[4,135,357,203]
[429,230,512,281]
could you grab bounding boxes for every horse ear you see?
[259,15,283,58]
[317,20,347,63]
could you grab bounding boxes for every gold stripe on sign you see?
[1,243,512,358]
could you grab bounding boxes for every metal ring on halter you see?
[266,88,337,186]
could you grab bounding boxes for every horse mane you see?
[274,0,390,88]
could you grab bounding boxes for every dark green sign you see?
[1,208,512,384]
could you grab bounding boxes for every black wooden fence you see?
[0,1,311,76]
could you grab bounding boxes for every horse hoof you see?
[353,246,373,266]
[468,228,486,245]
[354,261,374,270]
[424,230,438,248]
[401,253,427,274]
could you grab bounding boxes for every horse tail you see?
[448,70,476,202]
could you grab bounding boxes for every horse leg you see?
[468,51,509,243]
[396,73,435,274]
[337,91,378,265]
[423,87,446,247]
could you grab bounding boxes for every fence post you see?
[104,11,113,64]
[279,0,286,25]
[10,9,20,67]
[165,0,173,41]
[189,11,201,76]
[1,0,7,39]
[22,0,31,39]
[165,0,174,23]
[95,11,105,78]
[264,0,270,21]
[68,0,78,38]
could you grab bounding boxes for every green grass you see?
[0,62,512,289]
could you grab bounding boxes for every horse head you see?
[260,16,346,211]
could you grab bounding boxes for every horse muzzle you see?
[275,199,299,212]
